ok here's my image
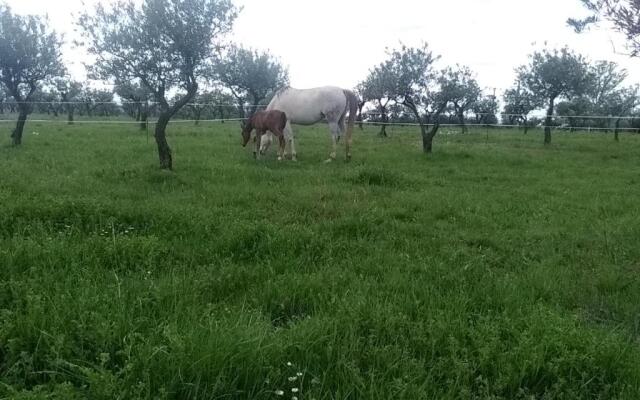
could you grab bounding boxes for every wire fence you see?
[3,99,640,120]
[1,100,639,133]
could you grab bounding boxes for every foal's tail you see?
[279,111,288,133]
[343,89,359,161]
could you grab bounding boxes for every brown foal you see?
[241,110,288,160]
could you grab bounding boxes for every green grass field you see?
[1,120,640,399]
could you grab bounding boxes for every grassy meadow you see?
[1,118,640,399]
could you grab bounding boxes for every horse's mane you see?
[273,86,292,100]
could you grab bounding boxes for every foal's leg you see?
[259,132,272,154]
[255,129,263,159]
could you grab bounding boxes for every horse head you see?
[241,119,252,147]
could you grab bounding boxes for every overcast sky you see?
[5,0,638,96]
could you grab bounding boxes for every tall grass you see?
[1,121,639,399]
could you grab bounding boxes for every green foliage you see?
[80,87,119,117]
[439,66,480,111]
[588,61,628,106]
[516,47,591,143]
[438,65,481,131]
[361,60,399,105]
[502,83,539,125]
[174,89,238,122]
[2,122,640,398]
[472,94,499,125]
[0,4,64,143]
[556,97,593,129]
[216,45,289,118]
[517,48,591,104]
[0,5,64,102]
[78,0,239,168]
[78,0,237,96]
[604,84,639,116]
[569,1,640,56]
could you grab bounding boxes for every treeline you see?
[1,0,639,167]
[0,1,287,169]
[357,46,640,145]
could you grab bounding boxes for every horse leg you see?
[345,121,353,162]
[255,130,263,159]
[338,109,352,161]
[325,120,340,163]
[277,133,286,161]
[284,121,297,161]
[337,113,346,144]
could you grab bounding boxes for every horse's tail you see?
[343,89,358,161]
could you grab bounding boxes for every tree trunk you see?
[11,110,28,146]
[544,97,555,145]
[155,114,172,170]
[151,81,198,170]
[458,110,467,134]
[614,118,621,141]
[422,126,432,153]
[68,111,74,125]
[357,102,365,130]
[379,106,388,137]
[140,111,148,131]
[403,98,442,154]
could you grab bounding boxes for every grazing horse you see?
[260,86,359,162]
[241,110,288,160]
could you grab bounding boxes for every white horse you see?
[260,86,359,162]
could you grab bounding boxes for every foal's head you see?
[241,119,253,147]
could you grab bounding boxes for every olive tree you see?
[115,79,153,129]
[360,62,398,137]
[516,48,591,144]
[79,0,238,169]
[604,85,638,140]
[382,44,451,153]
[472,94,499,126]
[569,1,640,56]
[216,45,288,122]
[353,83,367,130]
[0,4,64,145]
[503,83,539,133]
[53,77,83,124]
[439,65,481,133]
